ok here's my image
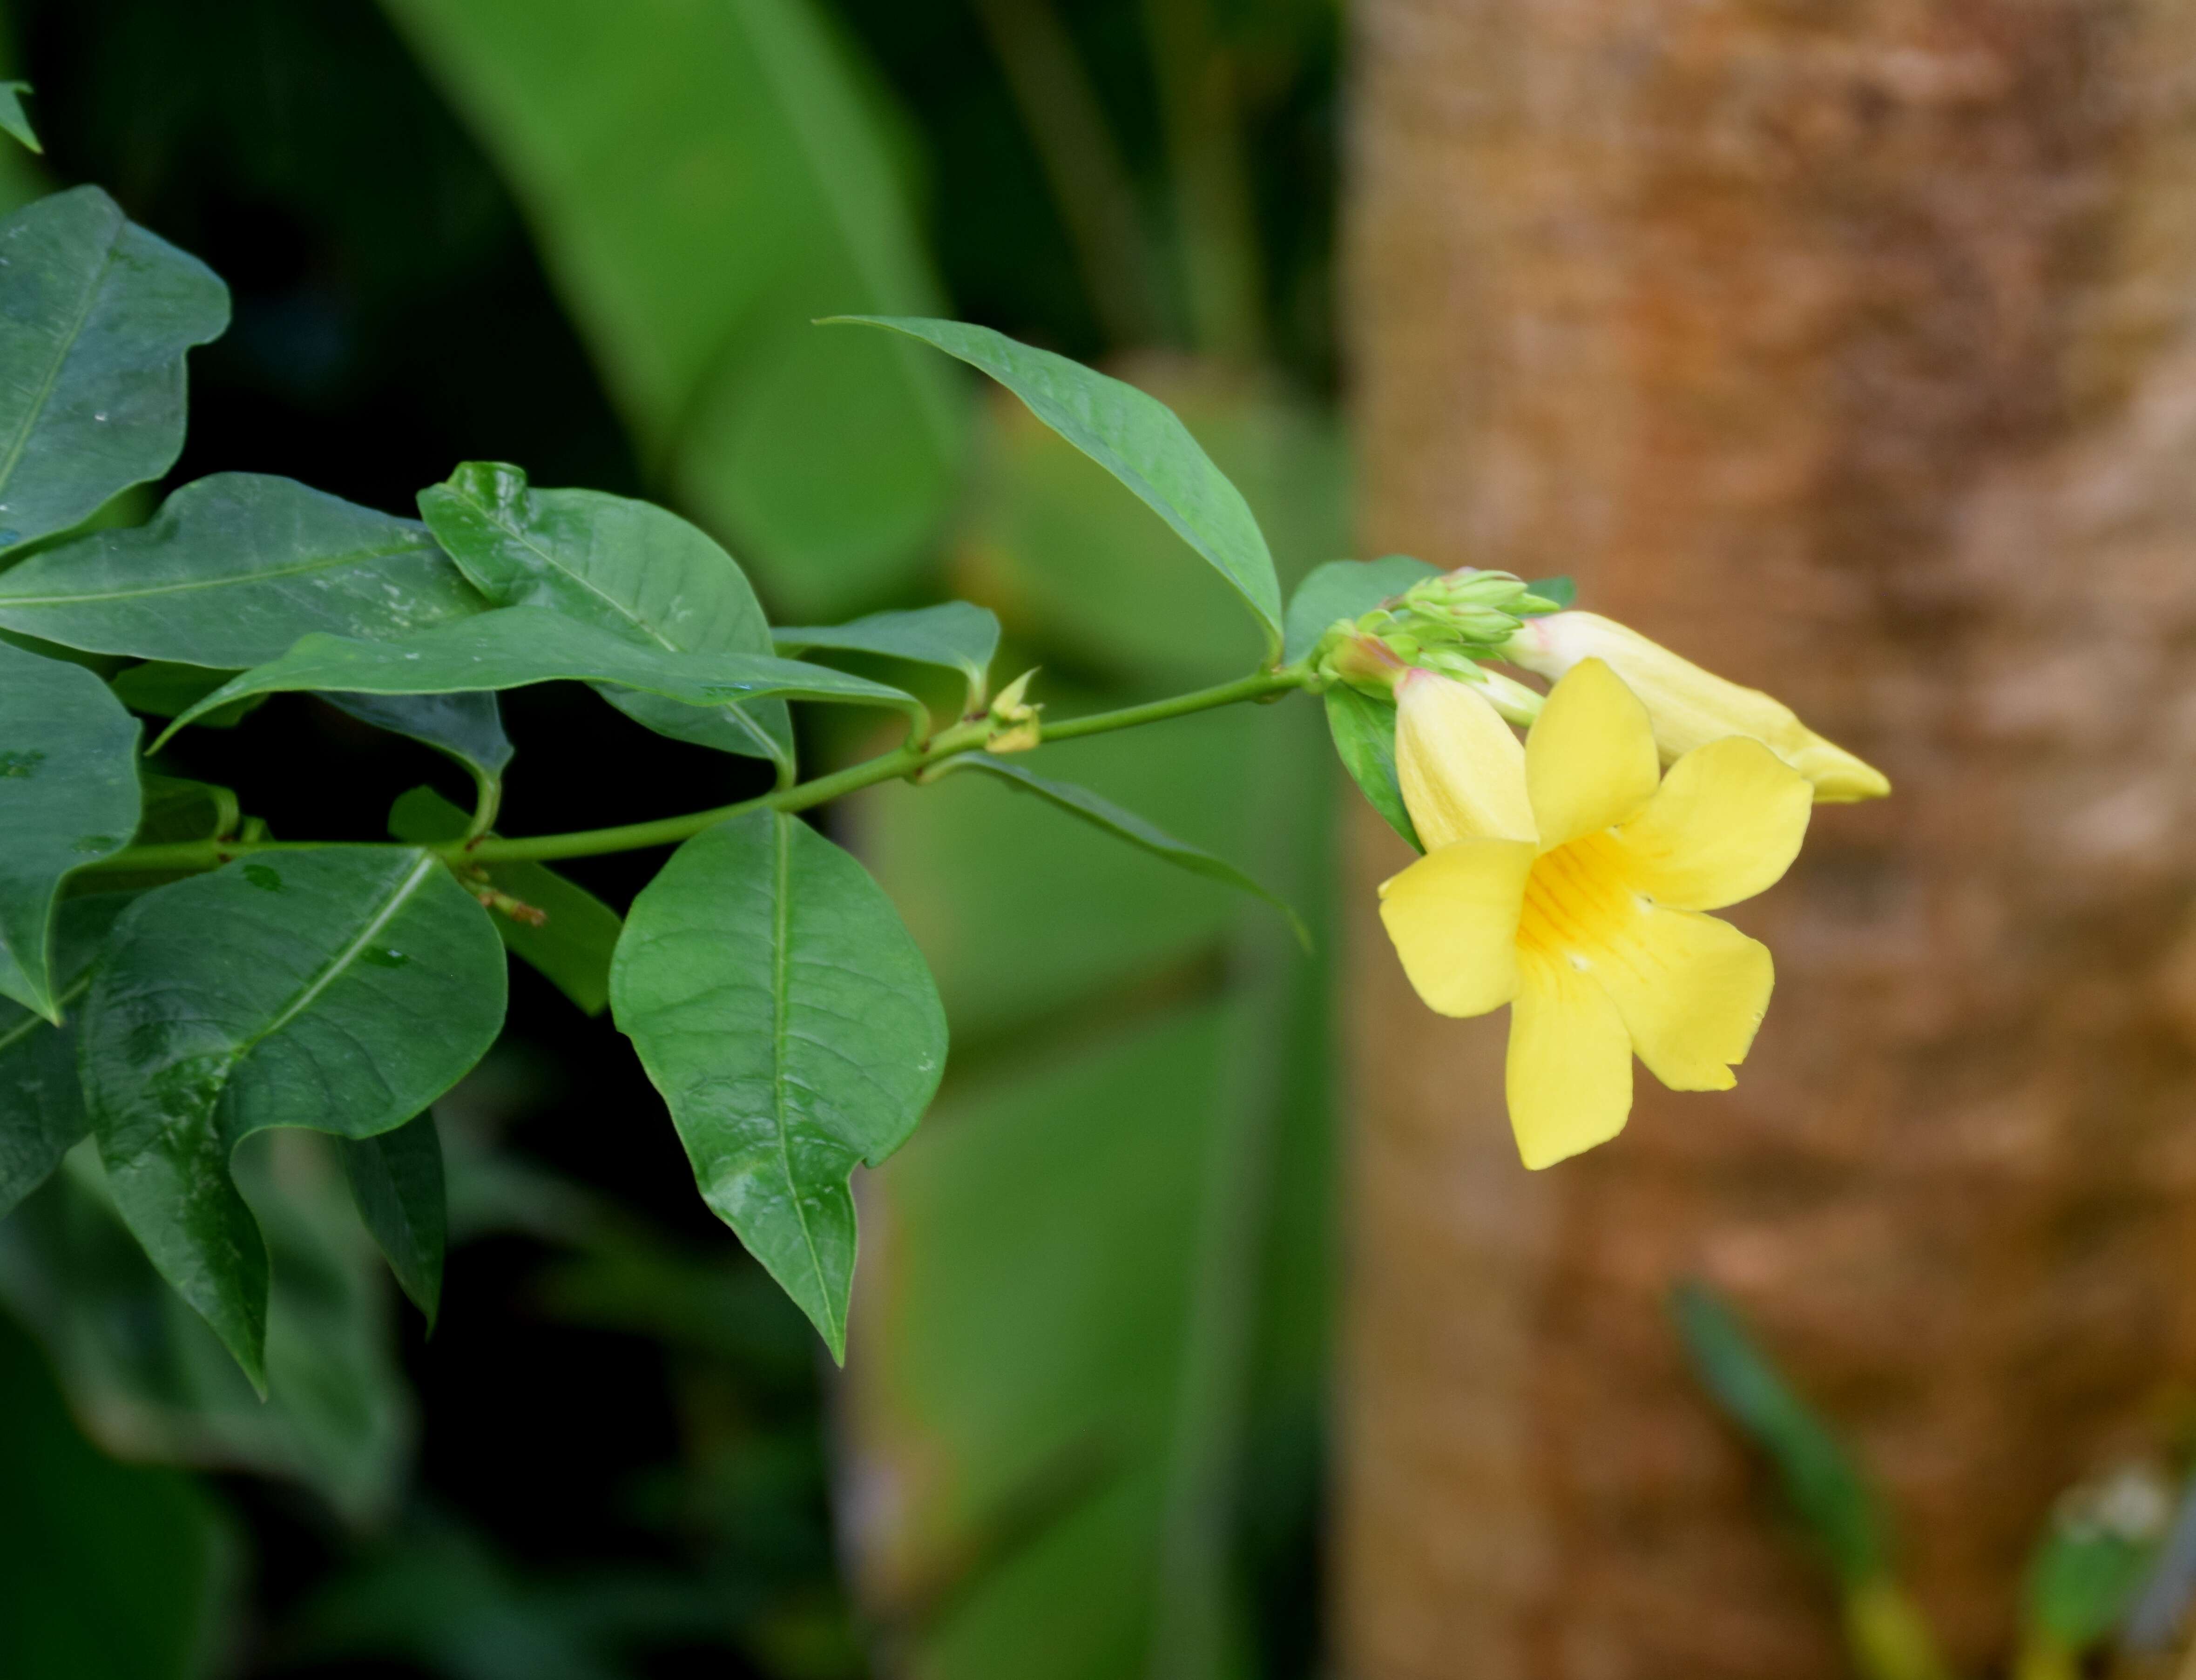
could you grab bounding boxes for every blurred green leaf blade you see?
[389,785,621,1015]
[0,187,227,552]
[338,1111,446,1327]
[1281,554,1439,665]
[1670,1280,1887,1587]
[419,461,790,766]
[836,317,1284,651]
[384,0,968,618]
[0,474,487,665]
[0,83,41,155]
[775,601,1000,708]
[81,848,507,1385]
[0,1313,231,1680]
[1324,687,1420,853]
[156,607,921,749]
[610,809,947,1360]
[951,755,1306,948]
[0,637,140,1019]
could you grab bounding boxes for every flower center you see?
[1518,832,1649,974]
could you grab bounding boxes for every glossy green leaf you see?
[0,187,227,553]
[0,83,41,155]
[154,607,923,749]
[81,847,507,1386]
[1324,687,1421,852]
[0,893,133,1221]
[610,809,947,1359]
[384,0,967,619]
[950,756,1306,948]
[110,662,267,730]
[389,785,620,1016]
[0,1313,230,1680]
[0,1139,415,1522]
[953,369,1348,686]
[0,636,140,1019]
[835,317,1283,651]
[418,461,788,766]
[1281,554,1440,664]
[322,691,513,786]
[0,474,487,665]
[775,601,1001,709]
[339,1112,446,1327]
[1670,1281,1887,1587]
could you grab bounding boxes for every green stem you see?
[85,667,1310,877]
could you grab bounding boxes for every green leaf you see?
[0,83,41,155]
[1670,1281,1888,1587]
[153,607,924,750]
[774,601,1000,709]
[833,317,1284,652]
[321,691,513,787]
[382,0,967,619]
[0,893,134,1221]
[0,187,227,553]
[1527,574,1576,608]
[950,756,1307,949]
[1324,687,1421,853]
[1282,554,1440,665]
[135,774,236,846]
[0,637,140,1019]
[610,809,947,1360]
[389,785,621,1015]
[0,474,487,665]
[338,1112,446,1328]
[418,461,788,767]
[0,1140,415,1522]
[957,374,1348,687]
[110,662,267,730]
[0,1313,232,1680]
[80,848,507,1387]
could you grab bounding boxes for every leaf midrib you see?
[0,970,85,1053]
[231,851,439,1066]
[0,537,442,607]
[767,813,833,1340]
[0,209,123,502]
[471,492,778,759]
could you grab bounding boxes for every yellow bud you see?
[1503,612,1889,803]
[1394,669,1535,846]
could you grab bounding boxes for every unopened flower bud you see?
[986,668,1043,753]
[1503,612,1889,803]
[1322,631,1407,696]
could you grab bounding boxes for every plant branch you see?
[84,667,1310,877]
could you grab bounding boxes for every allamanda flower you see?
[1378,658,1813,1169]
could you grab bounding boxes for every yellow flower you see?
[1378,661,1813,1168]
[1503,612,1889,802]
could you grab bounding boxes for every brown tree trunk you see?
[1336,4,2196,1677]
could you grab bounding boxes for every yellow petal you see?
[1579,903,1774,1092]
[1394,671,1534,847]
[1377,838,1535,1017]
[1505,612,1890,803]
[1611,736,1812,911]
[1523,657,1659,851]
[1505,946,1633,1169]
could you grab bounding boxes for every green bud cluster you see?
[1310,567,1568,708]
